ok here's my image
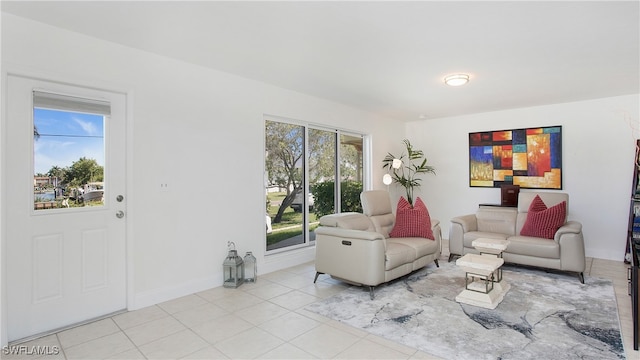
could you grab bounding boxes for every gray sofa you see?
[314,190,442,299]
[449,192,585,282]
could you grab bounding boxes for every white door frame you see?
[0,67,135,346]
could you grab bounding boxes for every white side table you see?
[472,238,510,284]
[455,254,506,309]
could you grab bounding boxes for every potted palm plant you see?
[382,139,436,206]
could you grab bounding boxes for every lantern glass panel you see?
[244,251,257,282]
[223,249,244,288]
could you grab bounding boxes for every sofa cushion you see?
[476,207,517,235]
[384,242,415,270]
[389,197,434,239]
[520,195,567,239]
[388,237,439,258]
[507,235,560,259]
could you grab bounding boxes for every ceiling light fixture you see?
[444,74,470,86]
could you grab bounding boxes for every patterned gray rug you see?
[306,261,625,359]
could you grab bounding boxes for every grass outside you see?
[266,191,318,246]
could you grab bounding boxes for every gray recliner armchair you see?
[314,190,442,299]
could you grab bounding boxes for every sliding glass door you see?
[265,118,366,253]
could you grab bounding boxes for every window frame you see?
[264,115,370,254]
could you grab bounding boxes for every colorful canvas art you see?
[469,126,562,189]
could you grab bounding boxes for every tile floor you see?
[4,241,639,360]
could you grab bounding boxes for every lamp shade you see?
[382,173,393,185]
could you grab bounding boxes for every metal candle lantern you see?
[244,251,257,283]
[223,242,244,288]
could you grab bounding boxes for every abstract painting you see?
[469,126,562,189]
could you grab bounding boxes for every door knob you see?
[116,210,125,219]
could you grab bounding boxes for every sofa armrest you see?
[448,214,477,257]
[555,221,586,273]
[554,220,582,238]
[450,214,478,232]
[431,219,443,255]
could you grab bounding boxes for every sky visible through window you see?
[34,108,105,175]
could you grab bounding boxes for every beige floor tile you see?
[326,320,369,338]
[298,281,350,299]
[172,302,229,328]
[196,286,241,302]
[180,345,229,359]
[364,334,418,356]
[233,301,291,326]
[57,318,120,348]
[214,292,265,312]
[269,289,320,310]
[112,305,169,330]
[105,347,146,359]
[190,314,254,344]
[64,332,135,359]
[259,343,318,359]
[260,270,299,284]
[335,338,411,359]
[123,316,186,346]
[294,308,333,323]
[275,274,317,290]
[285,263,317,275]
[259,312,321,341]
[289,324,361,359]
[214,327,284,359]
[158,294,208,314]
[244,282,292,300]
[137,329,209,359]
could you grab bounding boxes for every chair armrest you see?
[318,213,374,231]
[315,226,387,286]
[315,226,384,241]
[450,214,478,232]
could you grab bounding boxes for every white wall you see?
[406,95,640,261]
[0,12,404,318]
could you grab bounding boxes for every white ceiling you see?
[2,1,639,120]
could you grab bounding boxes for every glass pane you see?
[265,120,306,250]
[340,134,363,213]
[309,129,336,242]
[33,108,105,210]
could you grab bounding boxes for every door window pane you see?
[34,99,106,211]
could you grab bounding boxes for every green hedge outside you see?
[311,181,363,218]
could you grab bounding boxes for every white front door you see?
[5,75,127,342]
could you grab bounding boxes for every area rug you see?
[305,262,625,359]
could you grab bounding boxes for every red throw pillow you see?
[389,197,434,239]
[520,195,567,239]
